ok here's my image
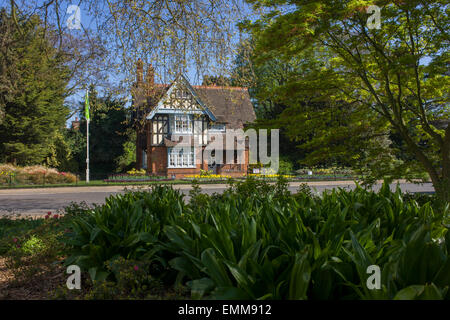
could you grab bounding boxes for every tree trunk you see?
[431,175,450,205]
[397,124,449,204]
[436,130,450,203]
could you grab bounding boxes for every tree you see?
[246,0,450,201]
[229,39,308,168]
[115,129,137,173]
[231,38,391,171]
[0,10,70,165]
[5,0,249,88]
[202,75,232,86]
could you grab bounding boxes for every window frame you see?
[175,89,190,100]
[209,123,226,132]
[173,114,193,134]
[151,115,169,145]
[167,147,196,168]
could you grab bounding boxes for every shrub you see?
[296,167,355,176]
[62,186,185,281]
[63,179,450,300]
[163,182,449,299]
[22,235,46,255]
[0,164,76,185]
[278,158,294,175]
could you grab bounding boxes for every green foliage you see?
[278,157,294,174]
[202,75,232,86]
[115,130,136,173]
[64,179,449,300]
[244,0,449,201]
[0,10,70,165]
[84,257,169,299]
[188,180,210,210]
[21,235,46,255]
[74,87,131,177]
[0,215,44,254]
[45,131,75,171]
[60,128,86,173]
[63,186,185,281]
[230,39,306,167]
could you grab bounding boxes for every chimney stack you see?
[146,64,155,95]
[136,58,144,87]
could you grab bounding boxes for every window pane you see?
[174,115,192,133]
[177,151,182,166]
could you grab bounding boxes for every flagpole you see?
[86,88,90,183]
[86,117,89,183]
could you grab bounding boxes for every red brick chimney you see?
[136,58,144,87]
[146,64,155,95]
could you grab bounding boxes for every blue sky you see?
[59,0,258,126]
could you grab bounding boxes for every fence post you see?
[43,172,45,185]
[9,172,12,187]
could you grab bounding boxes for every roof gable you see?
[146,74,216,121]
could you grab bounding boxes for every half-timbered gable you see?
[146,75,212,147]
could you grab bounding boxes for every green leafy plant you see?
[63,185,185,281]
[63,179,450,300]
[21,235,46,255]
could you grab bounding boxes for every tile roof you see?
[133,81,256,129]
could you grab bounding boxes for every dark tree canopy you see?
[75,87,131,177]
[0,10,70,165]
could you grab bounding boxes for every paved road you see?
[0,181,434,217]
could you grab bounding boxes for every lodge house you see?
[132,59,256,178]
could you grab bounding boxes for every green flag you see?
[84,89,90,121]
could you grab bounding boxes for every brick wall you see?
[148,146,167,176]
[144,144,250,179]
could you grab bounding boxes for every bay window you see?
[168,147,195,168]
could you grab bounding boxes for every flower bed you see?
[183,173,234,182]
[104,174,170,183]
[296,167,355,176]
[0,164,77,186]
[292,174,356,181]
[248,173,294,180]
